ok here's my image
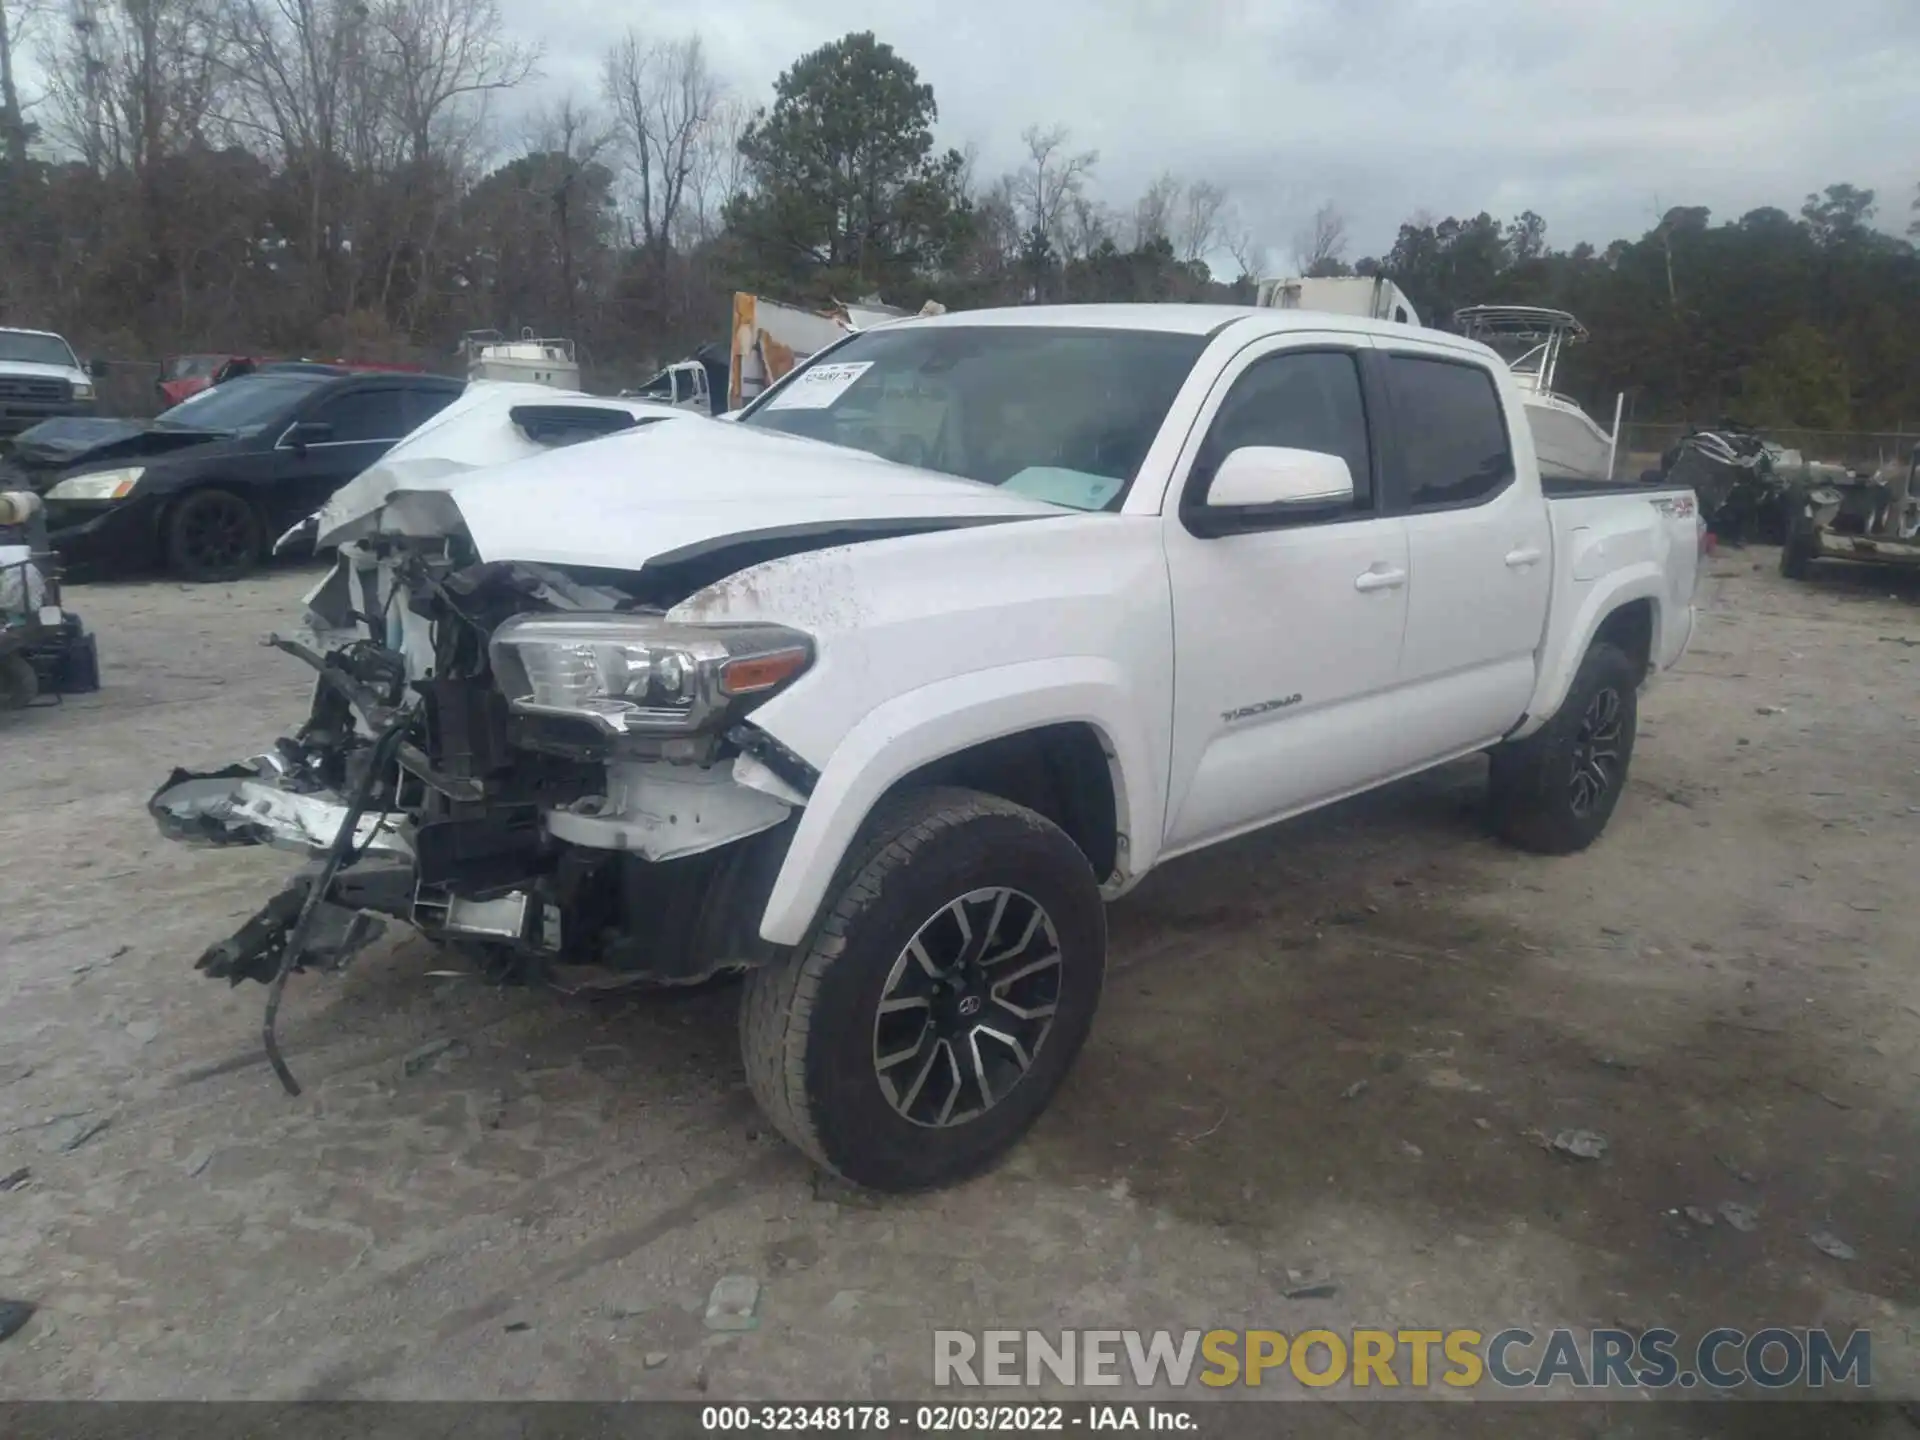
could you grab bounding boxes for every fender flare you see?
[753,657,1161,946]
[1512,563,1666,739]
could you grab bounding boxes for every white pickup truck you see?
[152,305,1700,1191]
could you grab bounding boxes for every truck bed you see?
[1542,476,1678,498]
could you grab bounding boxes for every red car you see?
[157,354,262,409]
[158,354,428,410]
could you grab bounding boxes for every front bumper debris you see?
[150,763,413,857]
[151,547,804,1097]
[196,880,389,985]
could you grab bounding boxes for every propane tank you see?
[0,491,49,550]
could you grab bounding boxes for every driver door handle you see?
[1354,567,1407,593]
[1505,546,1544,569]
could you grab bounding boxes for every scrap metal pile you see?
[1655,424,1903,543]
[1654,422,1918,578]
[1656,424,1809,543]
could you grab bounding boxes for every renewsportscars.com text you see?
[933,1327,1873,1392]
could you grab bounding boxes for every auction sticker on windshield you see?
[766,361,873,410]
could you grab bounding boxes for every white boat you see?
[1454,306,1622,482]
[461,329,581,390]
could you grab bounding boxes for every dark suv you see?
[9,366,464,580]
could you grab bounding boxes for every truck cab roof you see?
[888,302,1494,355]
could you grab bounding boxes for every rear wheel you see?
[740,787,1106,1192]
[1489,641,1639,855]
[0,652,37,710]
[165,488,262,582]
[1780,526,1817,581]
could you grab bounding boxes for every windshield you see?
[156,373,327,432]
[167,354,228,380]
[0,331,79,369]
[740,325,1206,511]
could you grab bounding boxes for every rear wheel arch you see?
[1591,597,1656,684]
[1491,637,1640,854]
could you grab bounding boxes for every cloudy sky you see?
[510,0,1920,267]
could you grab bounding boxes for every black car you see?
[4,367,464,581]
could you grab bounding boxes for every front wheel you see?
[165,488,263,582]
[740,787,1106,1192]
[1488,641,1639,855]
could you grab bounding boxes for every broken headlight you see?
[488,613,813,735]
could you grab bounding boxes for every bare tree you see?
[1224,222,1268,283]
[370,0,534,330]
[1013,123,1096,251]
[1173,179,1227,265]
[526,95,610,337]
[0,0,46,164]
[377,0,533,167]
[1131,171,1178,248]
[41,0,227,173]
[1292,200,1347,274]
[1062,193,1113,261]
[603,30,718,273]
[681,89,748,245]
[224,0,387,317]
[958,170,1023,284]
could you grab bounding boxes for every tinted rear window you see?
[1386,356,1513,509]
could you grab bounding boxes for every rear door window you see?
[1385,356,1513,509]
[403,384,462,431]
[312,388,410,443]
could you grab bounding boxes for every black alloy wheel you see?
[166,489,262,582]
[1568,685,1624,819]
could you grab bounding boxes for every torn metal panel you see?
[150,766,412,858]
[545,760,793,860]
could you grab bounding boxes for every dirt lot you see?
[1,553,1917,1434]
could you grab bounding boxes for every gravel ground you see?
[1,552,1917,1436]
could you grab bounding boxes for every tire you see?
[1488,641,1639,855]
[164,488,263,582]
[740,786,1106,1192]
[1780,526,1816,581]
[0,652,37,710]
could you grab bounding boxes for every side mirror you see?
[1190,449,1359,533]
[282,421,334,451]
[88,358,109,378]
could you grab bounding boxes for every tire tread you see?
[739,786,1069,1180]
[1489,640,1639,855]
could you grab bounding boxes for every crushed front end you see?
[151,514,816,1091]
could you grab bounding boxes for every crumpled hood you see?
[316,382,688,546]
[7,416,229,481]
[404,414,1068,571]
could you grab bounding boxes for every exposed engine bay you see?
[138,381,1073,1095]
[150,526,822,1092]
